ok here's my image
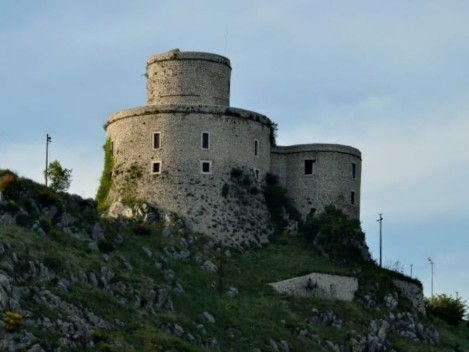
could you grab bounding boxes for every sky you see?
[1,1,468,303]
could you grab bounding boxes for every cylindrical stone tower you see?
[104,50,273,247]
[146,50,231,106]
[270,144,361,219]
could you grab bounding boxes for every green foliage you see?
[241,175,252,186]
[132,223,151,236]
[37,189,60,206]
[230,167,243,179]
[3,311,23,332]
[15,212,30,227]
[302,205,367,264]
[45,160,72,192]
[39,216,52,234]
[0,170,19,197]
[249,186,259,195]
[269,121,278,146]
[98,239,115,253]
[96,138,114,213]
[262,173,302,237]
[221,183,229,198]
[43,256,65,272]
[426,294,467,326]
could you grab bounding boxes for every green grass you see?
[1,219,469,351]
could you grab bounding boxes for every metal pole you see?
[428,257,434,298]
[410,264,413,278]
[45,134,51,186]
[377,213,383,267]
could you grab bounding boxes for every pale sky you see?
[1,1,468,303]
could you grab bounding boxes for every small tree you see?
[425,294,467,325]
[45,160,72,192]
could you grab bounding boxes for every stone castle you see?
[103,49,361,246]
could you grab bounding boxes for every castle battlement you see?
[103,50,361,246]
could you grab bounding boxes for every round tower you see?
[104,50,273,247]
[146,50,231,106]
[270,144,361,219]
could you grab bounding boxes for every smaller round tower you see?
[146,50,231,106]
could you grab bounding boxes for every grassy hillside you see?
[0,171,468,351]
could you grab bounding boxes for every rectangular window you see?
[151,161,161,174]
[254,140,259,156]
[304,159,315,175]
[153,132,161,149]
[351,163,356,179]
[200,160,212,174]
[201,132,210,150]
[351,191,355,205]
[254,168,260,182]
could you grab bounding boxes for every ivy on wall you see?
[96,138,114,213]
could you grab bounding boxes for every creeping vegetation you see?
[96,138,114,212]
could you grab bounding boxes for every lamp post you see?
[377,213,383,267]
[45,134,52,186]
[428,257,434,298]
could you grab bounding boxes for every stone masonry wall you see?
[106,105,273,247]
[271,144,361,219]
[269,272,358,302]
[393,279,426,315]
[147,51,231,106]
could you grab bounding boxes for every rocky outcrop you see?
[269,272,358,302]
[392,279,426,314]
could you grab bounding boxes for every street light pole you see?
[410,264,413,278]
[377,213,383,267]
[428,257,434,298]
[45,134,52,186]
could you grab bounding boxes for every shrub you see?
[43,256,64,272]
[0,170,19,197]
[39,216,52,234]
[221,183,229,198]
[241,175,252,186]
[230,168,243,178]
[263,173,302,237]
[37,189,60,207]
[132,223,151,236]
[303,205,368,264]
[249,186,259,195]
[425,294,467,325]
[15,212,30,227]
[98,239,115,253]
[3,311,23,332]
[264,172,279,186]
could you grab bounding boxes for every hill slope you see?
[0,171,468,351]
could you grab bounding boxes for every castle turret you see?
[104,50,273,247]
[146,50,231,106]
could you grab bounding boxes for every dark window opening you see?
[352,163,356,178]
[254,140,259,156]
[255,168,260,181]
[305,159,315,175]
[152,161,161,174]
[351,191,355,205]
[201,161,211,174]
[202,132,210,150]
[153,132,160,149]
